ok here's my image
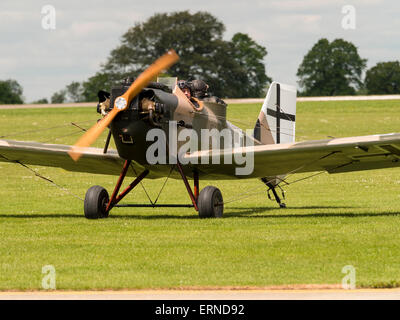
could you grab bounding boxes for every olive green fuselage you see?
[110,87,255,178]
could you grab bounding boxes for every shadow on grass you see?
[0,205,399,220]
[0,206,400,221]
[0,213,198,220]
[225,205,400,219]
[0,214,83,219]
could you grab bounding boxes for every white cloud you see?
[0,0,399,101]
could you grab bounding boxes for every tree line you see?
[1,11,399,104]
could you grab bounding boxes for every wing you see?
[0,139,153,177]
[183,133,400,179]
[4,133,400,181]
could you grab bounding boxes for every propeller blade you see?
[68,49,179,161]
[68,108,119,161]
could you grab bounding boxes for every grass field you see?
[1,99,400,290]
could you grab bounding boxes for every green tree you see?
[51,90,66,103]
[81,72,111,102]
[101,11,270,98]
[230,33,272,97]
[65,81,83,102]
[0,79,24,104]
[365,61,400,94]
[297,38,367,96]
[32,98,49,104]
[51,74,110,103]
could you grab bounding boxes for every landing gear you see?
[83,160,149,220]
[84,185,110,219]
[198,186,224,218]
[269,186,286,208]
[176,163,223,218]
[83,159,224,219]
[261,177,286,208]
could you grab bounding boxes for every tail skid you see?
[254,82,297,207]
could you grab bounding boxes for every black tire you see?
[197,186,223,218]
[84,186,109,219]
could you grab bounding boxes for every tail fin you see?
[253,82,297,145]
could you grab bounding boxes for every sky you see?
[1,0,399,102]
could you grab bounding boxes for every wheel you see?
[197,186,223,218]
[84,186,109,219]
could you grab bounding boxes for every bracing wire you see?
[0,120,94,139]
[220,151,342,206]
[0,153,84,202]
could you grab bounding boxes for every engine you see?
[96,79,179,163]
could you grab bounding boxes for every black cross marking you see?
[266,108,296,122]
[276,83,280,143]
[266,84,296,143]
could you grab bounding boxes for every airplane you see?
[1,49,400,219]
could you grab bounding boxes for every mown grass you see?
[0,99,400,290]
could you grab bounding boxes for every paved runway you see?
[1,289,400,300]
[1,94,400,110]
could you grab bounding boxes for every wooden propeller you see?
[68,49,179,161]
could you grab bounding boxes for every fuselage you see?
[108,84,258,177]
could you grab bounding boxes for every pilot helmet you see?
[177,80,191,90]
[191,79,209,98]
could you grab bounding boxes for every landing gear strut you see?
[83,160,224,219]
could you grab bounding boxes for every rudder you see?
[253,82,297,145]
